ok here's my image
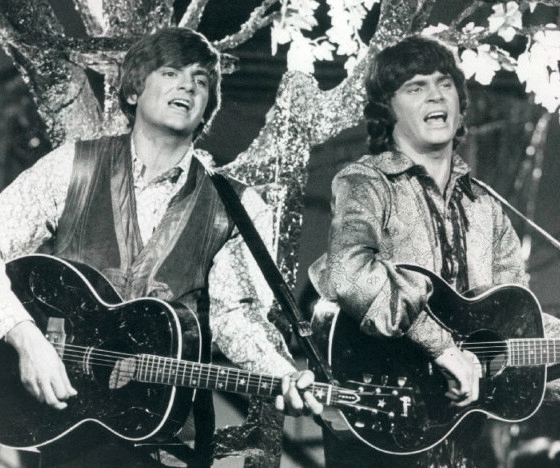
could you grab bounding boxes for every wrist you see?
[5,320,37,351]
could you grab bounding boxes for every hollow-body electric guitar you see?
[312,264,551,455]
[0,254,413,449]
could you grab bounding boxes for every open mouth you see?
[169,99,191,111]
[424,111,447,124]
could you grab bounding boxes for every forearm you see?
[211,303,296,377]
[0,261,34,339]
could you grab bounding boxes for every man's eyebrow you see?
[192,66,210,76]
[402,74,452,87]
[436,73,453,82]
[402,77,428,87]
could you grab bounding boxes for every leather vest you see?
[48,133,243,363]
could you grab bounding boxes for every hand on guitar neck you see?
[275,370,324,417]
[5,321,77,410]
[434,346,481,407]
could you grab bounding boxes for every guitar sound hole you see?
[464,330,507,378]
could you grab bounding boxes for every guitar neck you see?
[134,354,338,405]
[508,338,560,366]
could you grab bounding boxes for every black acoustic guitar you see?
[0,254,413,449]
[312,264,550,455]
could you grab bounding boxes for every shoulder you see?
[332,154,393,197]
[27,141,76,173]
[468,177,514,227]
[469,177,503,209]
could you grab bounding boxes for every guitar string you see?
[52,345,407,401]
[55,341,560,376]
[53,345,332,394]
[52,340,559,401]
[53,347,403,414]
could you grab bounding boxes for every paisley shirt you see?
[309,150,560,358]
[0,141,295,377]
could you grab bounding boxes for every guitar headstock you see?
[333,375,416,420]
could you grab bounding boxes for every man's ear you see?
[126,94,138,105]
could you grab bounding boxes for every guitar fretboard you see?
[135,354,339,403]
[133,354,401,410]
[508,338,560,366]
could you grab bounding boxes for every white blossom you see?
[460,45,501,85]
[421,23,449,36]
[287,36,316,74]
[488,1,522,42]
[516,29,560,113]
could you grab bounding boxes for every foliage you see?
[270,0,560,113]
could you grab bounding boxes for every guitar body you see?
[0,254,200,449]
[312,265,545,454]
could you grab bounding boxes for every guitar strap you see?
[209,171,336,384]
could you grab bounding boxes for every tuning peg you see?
[397,376,407,387]
[362,373,373,384]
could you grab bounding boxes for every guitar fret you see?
[234,369,241,392]
[190,364,200,387]
[216,368,225,390]
[148,355,155,382]
[246,371,251,393]
[204,362,211,389]
[165,357,171,384]
[224,367,230,390]
[179,360,186,386]
[257,374,262,394]
[197,363,203,388]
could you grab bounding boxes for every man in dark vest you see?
[0,27,321,467]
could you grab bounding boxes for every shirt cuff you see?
[0,291,34,339]
[405,309,455,358]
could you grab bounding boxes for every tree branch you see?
[179,0,211,29]
[409,0,438,33]
[1,0,64,36]
[448,1,486,30]
[213,0,280,51]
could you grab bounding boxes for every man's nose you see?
[427,83,444,101]
[177,74,194,92]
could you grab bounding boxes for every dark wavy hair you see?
[364,35,468,154]
[118,27,221,141]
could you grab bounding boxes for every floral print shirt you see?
[0,141,295,377]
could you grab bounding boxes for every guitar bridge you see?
[46,317,66,358]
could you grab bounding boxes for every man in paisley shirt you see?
[0,27,321,467]
[309,35,560,468]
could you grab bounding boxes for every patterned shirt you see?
[0,141,295,377]
[309,150,560,357]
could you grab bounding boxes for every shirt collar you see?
[371,150,475,199]
[131,138,194,184]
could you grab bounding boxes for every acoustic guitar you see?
[0,254,413,449]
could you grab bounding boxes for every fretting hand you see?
[275,370,324,417]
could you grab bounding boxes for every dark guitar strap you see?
[209,171,335,383]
